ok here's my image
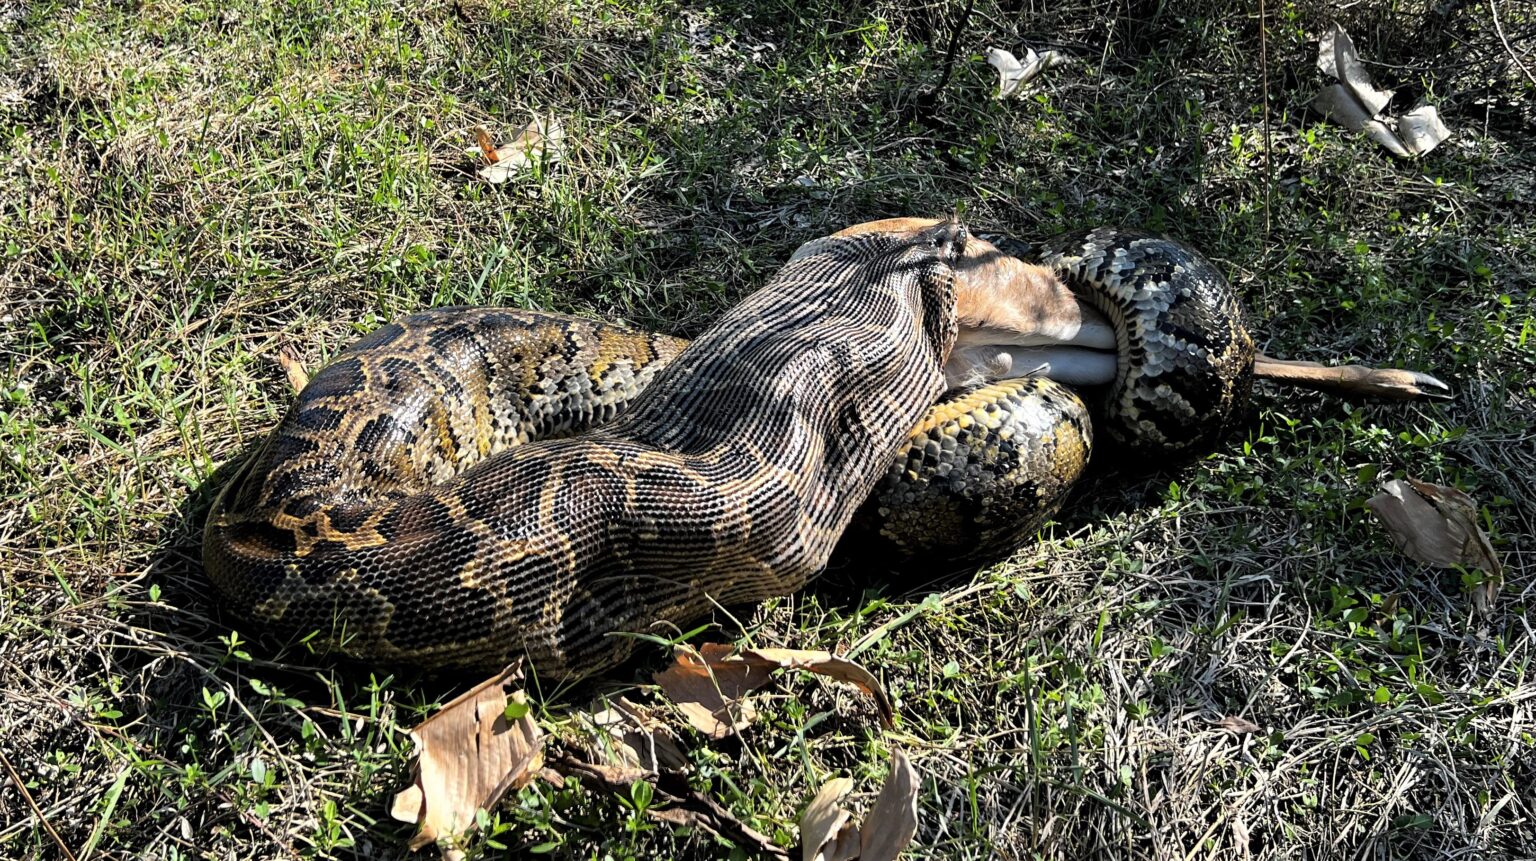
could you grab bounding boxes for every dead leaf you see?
[1213,715,1262,735]
[796,751,919,861]
[467,119,565,183]
[1312,84,1410,156]
[1367,478,1502,613]
[1397,104,1452,155]
[652,644,766,739]
[801,777,857,861]
[550,751,789,859]
[275,347,309,393]
[389,665,543,852]
[1232,817,1252,858]
[985,46,1069,100]
[859,751,919,861]
[733,648,894,727]
[654,644,893,739]
[1312,24,1450,157]
[823,824,862,861]
[578,697,689,774]
[1317,25,1394,116]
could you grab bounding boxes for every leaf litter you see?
[1312,24,1451,157]
[466,118,565,183]
[1367,478,1503,614]
[389,665,543,857]
[799,750,919,861]
[985,46,1070,99]
[652,643,893,739]
[394,643,910,857]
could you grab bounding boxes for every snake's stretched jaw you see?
[1252,355,1454,401]
[943,344,1117,388]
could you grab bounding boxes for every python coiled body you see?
[203,224,1249,677]
[1033,228,1255,451]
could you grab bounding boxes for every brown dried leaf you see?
[732,647,894,728]
[801,777,856,861]
[578,697,688,774]
[652,644,767,739]
[1214,715,1262,735]
[275,347,309,393]
[859,750,919,861]
[1368,478,1502,613]
[389,666,543,851]
[1367,479,1501,571]
[824,824,862,861]
[654,644,893,738]
[467,119,565,183]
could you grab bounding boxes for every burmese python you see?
[203,221,1441,677]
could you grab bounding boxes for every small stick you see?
[923,0,978,103]
[0,748,79,861]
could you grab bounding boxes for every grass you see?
[1,0,1533,857]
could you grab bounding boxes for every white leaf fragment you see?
[1320,25,1394,116]
[986,46,1070,100]
[1311,24,1451,157]
[1397,105,1453,155]
[467,119,566,183]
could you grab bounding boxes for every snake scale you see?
[200,222,1280,678]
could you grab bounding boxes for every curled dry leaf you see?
[1214,715,1262,735]
[859,750,919,861]
[1312,84,1409,156]
[1312,24,1450,157]
[467,119,565,183]
[653,644,893,739]
[577,696,688,775]
[985,46,1070,100]
[1367,478,1502,613]
[652,643,766,739]
[737,647,894,727]
[1316,25,1394,116]
[801,777,857,861]
[389,665,543,852]
[275,347,310,393]
[798,751,920,861]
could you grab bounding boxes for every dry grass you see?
[2,0,1533,858]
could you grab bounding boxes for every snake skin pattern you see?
[206,223,981,676]
[1032,227,1256,451]
[846,377,1091,562]
[203,224,1248,677]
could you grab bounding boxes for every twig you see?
[923,0,979,103]
[1258,0,1273,235]
[0,747,79,861]
[1489,0,1536,88]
